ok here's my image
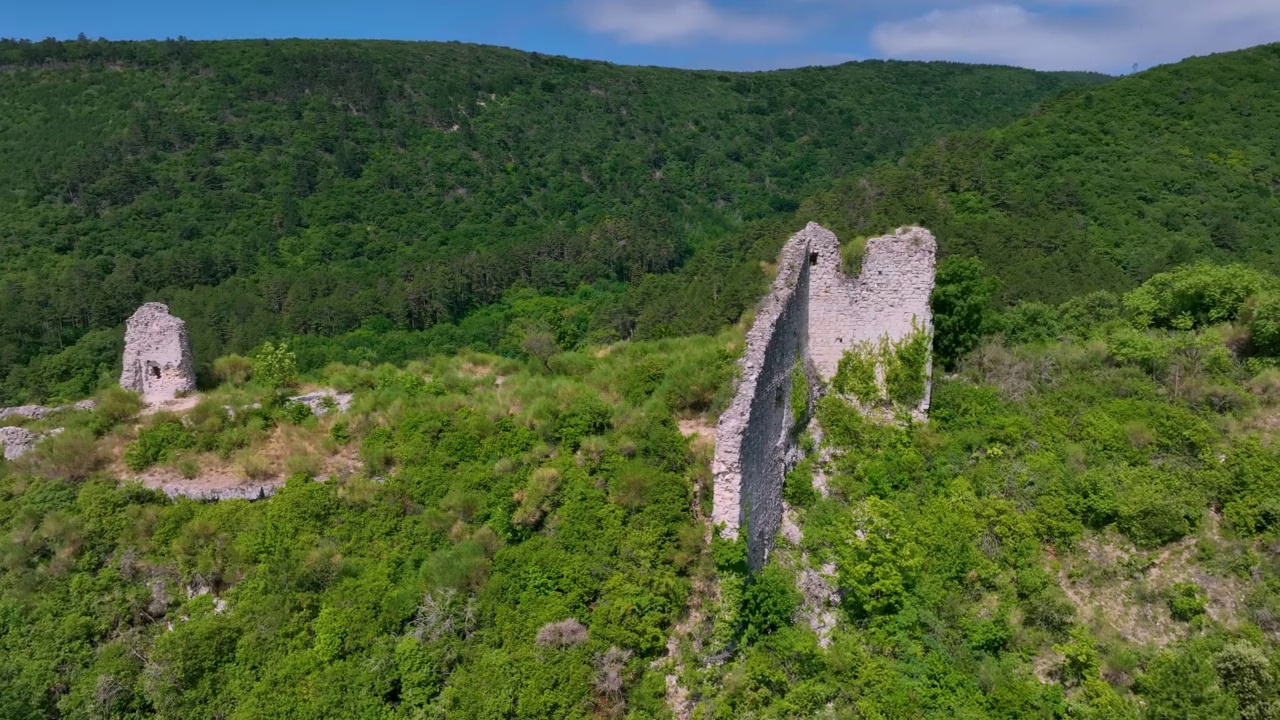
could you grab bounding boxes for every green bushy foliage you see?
[841,236,868,276]
[832,341,878,401]
[1214,641,1280,720]
[1124,264,1273,330]
[884,323,931,408]
[1247,293,1280,356]
[252,341,298,390]
[211,354,254,387]
[281,401,314,425]
[22,429,105,481]
[740,565,801,645]
[1168,582,1209,621]
[87,386,143,435]
[999,301,1062,345]
[124,421,195,471]
[783,459,817,509]
[1059,291,1123,338]
[930,257,999,370]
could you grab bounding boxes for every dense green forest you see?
[803,43,1280,304]
[0,37,1105,404]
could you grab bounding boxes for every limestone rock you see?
[0,426,38,461]
[0,399,97,421]
[152,482,279,501]
[0,405,48,421]
[289,389,354,416]
[120,303,196,403]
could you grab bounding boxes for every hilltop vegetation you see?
[803,43,1280,304]
[10,261,1280,717]
[0,331,735,718]
[6,36,1280,720]
[0,37,1103,404]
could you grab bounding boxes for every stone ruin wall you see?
[710,224,817,570]
[712,222,936,569]
[120,302,197,403]
[809,225,938,417]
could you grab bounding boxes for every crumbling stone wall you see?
[120,303,197,404]
[713,223,936,568]
[711,223,819,569]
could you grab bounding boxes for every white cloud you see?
[574,0,800,44]
[871,0,1280,72]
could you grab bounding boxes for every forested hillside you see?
[802,43,1280,304]
[0,37,1104,404]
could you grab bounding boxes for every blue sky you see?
[7,0,1280,73]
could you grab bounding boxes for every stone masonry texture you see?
[712,223,936,568]
[120,303,197,404]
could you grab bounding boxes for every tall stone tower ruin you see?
[712,222,937,569]
[120,303,197,403]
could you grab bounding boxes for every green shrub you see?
[329,420,350,445]
[1115,468,1202,548]
[25,429,104,481]
[281,401,314,425]
[884,323,931,408]
[252,341,298,390]
[740,565,800,645]
[833,341,878,401]
[1247,292,1280,356]
[783,459,817,509]
[999,301,1061,345]
[211,354,254,387]
[1059,290,1123,337]
[1054,627,1100,686]
[555,394,612,451]
[1214,641,1280,720]
[931,256,998,370]
[619,356,668,403]
[87,386,143,435]
[124,421,194,471]
[968,614,1013,653]
[1167,582,1208,621]
[841,236,868,276]
[1124,263,1273,330]
[176,456,201,480]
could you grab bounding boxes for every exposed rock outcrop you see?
[0,399,96,421]
[712,223,936,569]
[149,482,280,502]
[0,426,38,461]
[120,303,196,404]
[289,389,354,416]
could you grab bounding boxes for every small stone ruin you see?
[712,222,937,569]
[120,303,196,403]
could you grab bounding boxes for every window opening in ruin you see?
[809,251,818,265]
[149,366,161,379]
